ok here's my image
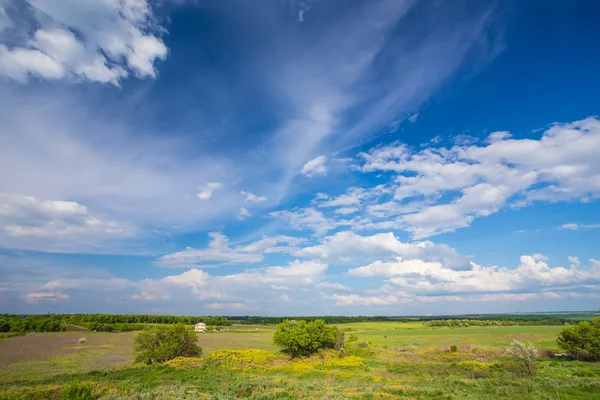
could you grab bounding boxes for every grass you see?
[0,322,598,399]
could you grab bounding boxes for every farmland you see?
[1,319,599,399]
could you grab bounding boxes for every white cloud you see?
[301,156,328,177]
[317,282,351,291]
[408,112,419,123]
[155,232,305,268]
[356,117,600,238]
[197,182,223,200]
[238,207,250,220]
[486,131,511,143]
[219,260,327,287]
[295,231,471,270]
[560,223,600,230]
[348,254,600,296]
[270,207,337,235]
[0,0,167,85]
[335,207,359,215]
[25,290,69,303]
[241,191,268,203]
[568,256,580,267]
[0,193,133,252]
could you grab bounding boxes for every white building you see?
[194,322,207,332]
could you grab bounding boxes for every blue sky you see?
[1,0,599,316]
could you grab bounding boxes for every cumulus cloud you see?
[0,0,167,85]
[348,254,600,296]
[197,182,223,200]
[295,231,471,270]
[301,156,328,177]
[353,117,600,238]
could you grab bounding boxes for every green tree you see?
[134,324,202,364]
[557,317,600,360]
[273,319,336,357]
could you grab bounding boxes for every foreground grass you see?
[1,350,599,399]
[1,322,599,399]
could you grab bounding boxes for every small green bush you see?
[134,324,202,364]
[505,340,537,376]
[273,319,336,358]
[450,344,458,353]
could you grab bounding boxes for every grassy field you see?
[0,322,599,399]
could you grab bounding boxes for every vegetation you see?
[505,340,538,376]
[1,317,600,399]
[134,324,202,364]
[450,344,458,353]
[424,318,578,327]
[0,314,231,334]
[557,317,600,360]
[273,319,337,357]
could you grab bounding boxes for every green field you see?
[1,322,599,399]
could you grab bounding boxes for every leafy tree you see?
[134,324,202,364]
[273,319,336,357]
[557,317,600,360]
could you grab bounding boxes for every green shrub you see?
[273,319,336,358]
[134,324,202,364]
[450,344,458,353]
[557,318,600,360]
[60,382,97,400]
[505,340,537,376]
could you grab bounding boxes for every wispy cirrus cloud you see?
[560,223,600,230]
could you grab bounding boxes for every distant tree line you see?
[0,314,231,333]
[424,318,577,327]
[229,316,413,324]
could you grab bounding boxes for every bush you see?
[273,319,336,358]
[557,318,600,360]
[134,324,202,364]
[505,340,537,376]
[450,344,458,353]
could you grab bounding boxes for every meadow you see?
[1,321,599,399]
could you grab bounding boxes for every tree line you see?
[229,316,413,324]
[0,314,231,333]
[423,318,578,327]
